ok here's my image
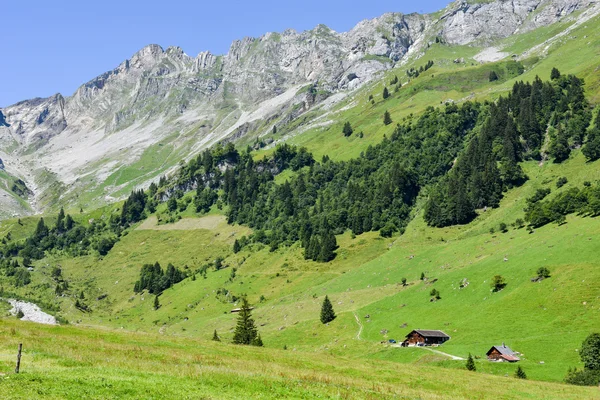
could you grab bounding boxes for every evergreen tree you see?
[34,218,49,241]
[272,125,277,134]
[383,110,393,126]
[466,353,476,371]
[233,239,241,254]
[342,121,353,137]
[515,365,527,379]
[550,67,561,80]
[167,197,178,212]
[65,214,74,230]
[549,126,571,162]
[320,295,336,324]
[153,295,160,310]
[232,297,260,345]
[251,334,264,347]
[583,111,600,161]
[382,87,390,99]
[56,208,65,233]
[489,71,499,82]
[316,229,337,262]
[212,329,221,342]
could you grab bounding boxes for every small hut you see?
[486,343,520,362]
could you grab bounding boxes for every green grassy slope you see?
[1,12,600,397]
[0,319,596,399]
[5,151,597,387]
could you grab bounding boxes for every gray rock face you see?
[441,0,595,45]
[0,0,593,215]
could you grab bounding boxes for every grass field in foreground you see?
[0,318,597,399]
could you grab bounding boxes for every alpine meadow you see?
[2,0,600,398]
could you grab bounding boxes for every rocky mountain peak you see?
[0,0,596,217]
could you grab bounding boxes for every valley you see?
[1,0,600,398]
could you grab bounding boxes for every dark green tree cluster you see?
[425,71,593,228]
[0,208,120,264]
[525,181,600,228]
[303,219,338,262]
[582,107,600,161]
[0,259,31,287]
[407,60,434,78]
[120,190,150,225]
[565,333,600,386]
[133,262,186,294]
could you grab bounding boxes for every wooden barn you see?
[401,330,450,347]
[486,344,520,362]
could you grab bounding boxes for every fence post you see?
[15,343,22,373]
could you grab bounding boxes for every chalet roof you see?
[410,330,450,338]
[487,345,515,356]
[500,354,520,362]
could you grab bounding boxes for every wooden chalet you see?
[486,344,520,362]
[401,330,450,347]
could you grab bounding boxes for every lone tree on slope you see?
[232,296,262,346]
[466,353,476,371]
[515,365,527,379]
[320,295,336,324]
[383,110,393,126]
[342,121,353,137]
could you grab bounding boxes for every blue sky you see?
[0,0,449,107]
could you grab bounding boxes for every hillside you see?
[1,0,600,397]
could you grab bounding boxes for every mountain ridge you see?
[0,0,597,219]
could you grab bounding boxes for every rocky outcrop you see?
[441,0,595,45]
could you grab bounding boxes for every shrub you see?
[536,267,551,279]
[557,177,568,188]
[491,275,507,292]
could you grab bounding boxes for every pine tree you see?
[320,295,336,324]
[342,121,353,137]
[34,218,49,241]
[549,126,571,162]
[383,110,393,126]
[212,329,221,341]
[382,87,390,99]
[233,239,241,253]
[232,297,259,345]
[489,71,499,82]
[550,67,561,80]
[251,334,264,347]
[466,353,476,371]
[153,295,160,310]
[56,208,65,232]
[582,125,600,161]
[65,214,74,230]
[515,365,527,379]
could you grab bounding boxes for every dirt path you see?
[421,347,464,360]
[390,344,464,360]
[353,312,363,340]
